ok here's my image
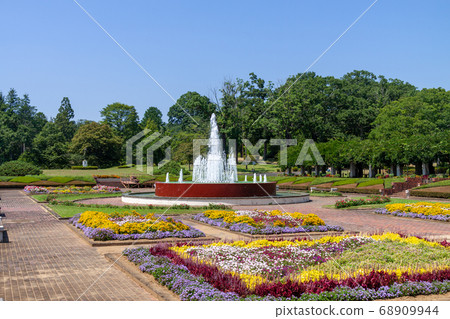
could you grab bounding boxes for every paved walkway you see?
[0,189,156,301]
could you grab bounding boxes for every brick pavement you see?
[0,189,156,301]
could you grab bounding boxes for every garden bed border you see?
[104,253,180,301]
[64,221,219,247]
[188,218,348,240]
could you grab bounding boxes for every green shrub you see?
[47,177,74,183]
[9,176,41,183]
[0,161,42,176]
[410,190,450,199]
[71,166,98,170]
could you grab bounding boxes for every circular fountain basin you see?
[155,181,276,197]
[122,190,310,207]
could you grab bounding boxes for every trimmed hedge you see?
[337,188,382,194]
[414,180,450,189]
[410,190,450,199]
[0,161,42,176]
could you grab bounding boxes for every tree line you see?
[0,69,449,176]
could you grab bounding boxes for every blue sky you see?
[1,0,449,122]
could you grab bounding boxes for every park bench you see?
[121,176,141,188]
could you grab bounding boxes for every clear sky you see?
[1,0,449,122]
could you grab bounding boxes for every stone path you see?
[0,189,156,301]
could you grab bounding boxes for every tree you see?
[0,89,48,162]
[69,122,123,167]
[141,106,163,130]
[100,103,140,140]
[167,92,216,131]
[28,122,69,168]
[171,131,206,170]
[54,97,76,142]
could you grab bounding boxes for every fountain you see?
[122,114,309,206]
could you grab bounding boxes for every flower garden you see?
[124,233,450,301]
[335,196,390,208]
[375,202,450,222]
[193,210,343,235]
[24,185,121,194]
[70,210,205,241]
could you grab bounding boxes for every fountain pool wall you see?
[122,191,310,207]
[155,181,276,197]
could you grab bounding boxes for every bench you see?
[0,217,8,243]
[121,176,141,188]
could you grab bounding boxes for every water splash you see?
[193,113,238,183]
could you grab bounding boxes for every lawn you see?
[48,204,204,218]
[236,163,279,173]
[32,192,122,203]
[357,179,384,188]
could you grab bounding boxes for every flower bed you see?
[124,233,450,300]
[335,196,390,208]
[24,185,120,194]
[193,210,343,234]
[375,202,450,222]
[70,210,205,241]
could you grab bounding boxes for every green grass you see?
[8,176,41,183]
[48,204,204,218]
[47,176,75,183]
[414,180,450,189]
[236,163,279,173]
[309,177,341,186]
[32,193,122,203]
[357,179,384,188]
[292,177,315,184]
[276,177,298,184]
[0,176,12,182]
[331,178,360,186]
